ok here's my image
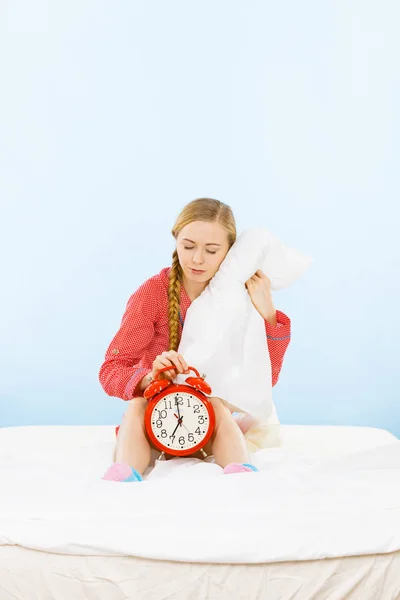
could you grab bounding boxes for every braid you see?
[168,250,182,351]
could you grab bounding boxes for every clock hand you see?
[175,397,181,420]
[170,421,180,438]
[174,413,183,424]
[174,413,189,432]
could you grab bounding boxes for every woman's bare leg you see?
[111,396,251,476]
[208,397,250,468]
[114,397,152,475]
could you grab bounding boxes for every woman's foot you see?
[102,463,143,482]
[223,462,259,474]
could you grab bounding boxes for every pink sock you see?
[102,463,143,482]
[223,463,259,474]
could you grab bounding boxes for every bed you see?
[0,424,399,600]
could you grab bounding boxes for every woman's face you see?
[176,220,231,285]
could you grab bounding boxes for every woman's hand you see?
[151,350,189,381]
[138,351,190,393]
[245,269,277,325]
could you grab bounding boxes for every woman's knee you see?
[209,396,233,426]
[121,397,147,425]
[128,396,147,412]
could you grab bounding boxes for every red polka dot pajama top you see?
[99,267,291,405]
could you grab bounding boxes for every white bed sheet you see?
[0,424,399,566]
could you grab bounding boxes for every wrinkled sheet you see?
[1,546,399,600]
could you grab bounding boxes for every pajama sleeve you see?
[99,280,162,400]
[265,310,291,387]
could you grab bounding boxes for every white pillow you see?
[215,227,313,290]
[177,227,312,424]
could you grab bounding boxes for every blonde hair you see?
[168,198,236,351]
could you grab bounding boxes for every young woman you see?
[99,198,291,482]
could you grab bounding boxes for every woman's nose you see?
[193,251,204,264]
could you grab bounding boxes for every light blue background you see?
[1,1,399,437]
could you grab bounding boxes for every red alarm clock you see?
[144,365,215,457]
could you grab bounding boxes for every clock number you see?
[188,433,194,443]
[161,429,167,438]
[186,398,191,408]
[158,409,167,419]
[193,404,200,413]
[163,399,172,410]
[198,415,205,424]
[175,397,183,406]
[195,427,201,435]
[156,419,162,428]
[179,436,185,446]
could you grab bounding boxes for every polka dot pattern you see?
[99,267,291,401]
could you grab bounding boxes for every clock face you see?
[149,390,212,453]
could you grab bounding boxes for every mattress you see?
[1,546,399,600]
[0,424,399,600]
